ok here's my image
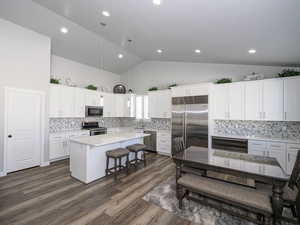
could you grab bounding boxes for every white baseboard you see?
[40,161,50,167]
[0,171,7,177]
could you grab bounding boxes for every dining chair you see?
[172,136,185,156]
[283,151,300,217]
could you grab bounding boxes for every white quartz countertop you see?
[212,134,300,144]
[70,132,150,147]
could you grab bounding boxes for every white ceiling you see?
[0,0,142,74]
[32,0,300,67]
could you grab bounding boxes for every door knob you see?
[8,134,12,138]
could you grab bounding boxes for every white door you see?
[74,88,86,118]
[103,93,116,117]
[245,81,262,120]
[212,84,229,120]
[148,92,158,118]
[284,77,300,121]
[5,88,44,173]
[262,79,284,121]
[228,82,245,120]
[49,84,61,118]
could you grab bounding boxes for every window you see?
[136,95,149,120]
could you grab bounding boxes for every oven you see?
[85,106,103,117]
[90,128,107,136]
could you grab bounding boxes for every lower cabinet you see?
[156,131,171,155]
[49,130,90,161]
[248,140,299,174]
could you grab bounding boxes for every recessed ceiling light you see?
[248,49,256,54]
[118,54,124,59]
[102,11,110,17]
[157,49,163,54]
[60,27,68,34]
[153,0,161,6]
[195,49,201,54]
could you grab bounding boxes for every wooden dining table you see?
[173,146,290,221]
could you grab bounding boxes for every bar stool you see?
[127,144,147,168]
[106,148,130,181]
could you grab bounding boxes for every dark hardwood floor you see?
[0,153,196,225]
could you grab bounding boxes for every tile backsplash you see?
[214,120,300,140]
[49,117,171,133]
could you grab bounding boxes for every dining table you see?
[172,146,290,221]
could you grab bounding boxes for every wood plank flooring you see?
[0,153,195,225]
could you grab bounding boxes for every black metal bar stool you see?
[106,148,130,181]
[127,144,147,168]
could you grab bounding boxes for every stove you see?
[82,121,107,136]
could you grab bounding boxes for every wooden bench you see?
[177,173,273,225]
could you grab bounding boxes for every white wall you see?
[122,61,287,93]
[51,55,121,92]
[0,19,51,173]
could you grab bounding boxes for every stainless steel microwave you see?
[85,106,103,117]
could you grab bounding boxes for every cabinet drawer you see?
[287,143,300,151]
[267,142,286,151]
[248,140,267,150]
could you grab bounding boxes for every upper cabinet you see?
[103,93,135,118]
[171,83,209,97]
[149,90,171,118]
[212,77,299,122]
[245,79,283,121]
[85,89,103,107]
[212,82,245,120]
[284,77,300,121]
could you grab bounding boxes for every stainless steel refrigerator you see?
[172,96,208,153]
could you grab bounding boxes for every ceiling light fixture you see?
[60,27,68,34]
[153,0,161,6]
[248,49,256,54]
[118,54,124,59]
[195,49,201,54]
[102,11,110,17]
[157,49,163,54]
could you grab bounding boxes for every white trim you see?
[0,171,7,177]
[4,87,46,174]
[157,151,171,157]
[40,161,50,167]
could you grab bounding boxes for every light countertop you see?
[70,132,150,147]
[212,134,300,144]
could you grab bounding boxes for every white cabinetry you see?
[284,77,300,121]
[171,83,209,97]
[245,79,283,121]
[85,90,103,107]
[103,94,135,118]
[157,131,171,155]
[286,143,300,174]
[248,140,286,170]
[149,90,171,118]
[212,83,244,120]
[49,130,90,161]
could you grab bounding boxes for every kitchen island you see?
[69,132,150,184]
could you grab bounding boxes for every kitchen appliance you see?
[85,106,103,117]
[143,130,157,152]
[172,95,208,154]
[82,121,107,136]
[212,136,248,153]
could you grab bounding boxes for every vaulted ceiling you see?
[1,0,300,74]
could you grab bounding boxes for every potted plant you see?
[50,78,60,84]
[86,84,98,91]
[215,78,232,84]
[168,84,177,89]
[278,69,300,78]
[148,87,158,91]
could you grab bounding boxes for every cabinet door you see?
[103,93,116,117]
[60,86,75,117]
[148,92,158,118]
[212,84,229,120]
[245,81,262,120]
[49,85,62,118]
[85,90,100,107]
[74,88,86,118]
[248,149,265,156]
[287,150,298,174]
[267,150,286,170]
[159,91,171,118]
[263,79,284,121]
[284,77,300,121]
[228,83,245,120]
[115,94,125,117]
[49,141,65,159]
